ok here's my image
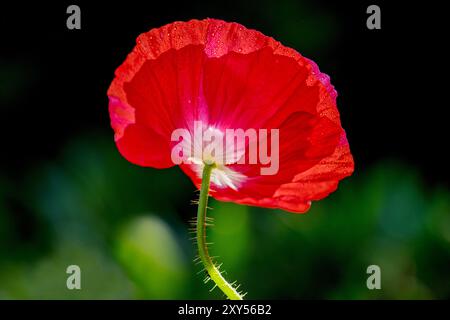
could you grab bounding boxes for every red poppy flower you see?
[108,18,354,213]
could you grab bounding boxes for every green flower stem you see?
[196,163,244,300]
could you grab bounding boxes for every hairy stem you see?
[196,163,244,300]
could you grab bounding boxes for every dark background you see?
[0,0,448,299]
[1,0,446,184]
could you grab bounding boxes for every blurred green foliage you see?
[0,133,448,299]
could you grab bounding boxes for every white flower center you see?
[187,126,246,191]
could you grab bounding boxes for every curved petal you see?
[181,112,353,213]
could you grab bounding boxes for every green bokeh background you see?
[0,133,449,299]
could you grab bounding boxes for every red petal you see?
[108,19,354,213]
